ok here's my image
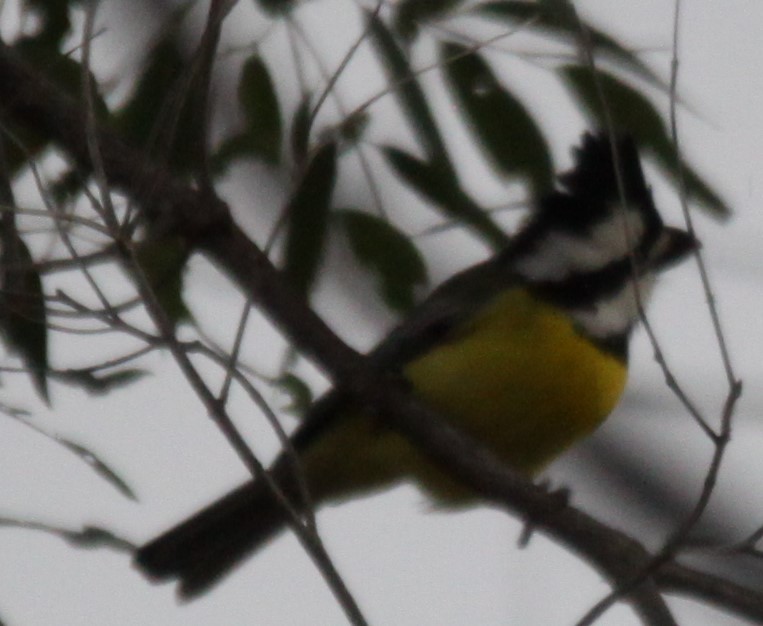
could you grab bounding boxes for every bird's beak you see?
[649,226,699,271]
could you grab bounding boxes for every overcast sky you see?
[1,1,762,625]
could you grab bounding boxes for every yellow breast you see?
[404,289,627,477]
[303,288,627,505]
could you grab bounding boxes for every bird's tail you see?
[135,393,349,598]
[134,476,293,599]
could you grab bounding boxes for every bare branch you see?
[0,29,758,625]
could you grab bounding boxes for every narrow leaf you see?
[212,134,250,174]
[55,368,147,395]
[291,93,313,166]
[57,439,138,501]
[135,235,191,326]
[383,146,509,249]
[561,66,729,215]
[337,110,370,145]
[257,0,296,16]
[115,38,186,144]
[63,526,136,551]
[441,43,553,196]
[394,0,466,40]
[475,0,664,88]
[13,46,104,113]
[113,7,198,172]
[8,45,109,173]
[49,169,84,206]
[0,232,48,401]
[0,517,134,552]
[283,143,338,295]
[22,0,72,51]
[1,414,138,501]
[274,373,314,416]
[216,54,282,166]
[336,209,427,312]
[367,11,452,169]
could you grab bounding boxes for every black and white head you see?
[506,132,696,358]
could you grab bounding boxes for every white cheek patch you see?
[514,205,647,281]
[571,274,656,338]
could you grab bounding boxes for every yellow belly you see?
[302,288,627,504]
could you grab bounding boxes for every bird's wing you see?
[291,257,517,451]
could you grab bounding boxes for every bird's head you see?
[506,132,697,356]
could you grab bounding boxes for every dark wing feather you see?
[134,258,518,597]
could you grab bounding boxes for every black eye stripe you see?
[505,132,664,268]
[494,132,692,361]
[526,256,635,309]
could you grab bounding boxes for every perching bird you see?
[135,132,697,598]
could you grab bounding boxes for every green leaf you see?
[113,8,198,172]
[14,43,109,119]
[7,44,109,173]
[215,55,282,169]
[367,11,452,169]
[0,232,48,402]
[291,93,313,165]
[368,16,509,248]
[383,146,509,249]
[336,209,427,312]
[0,123,48,175]
[257,0,296,16]
[63,526,135,551]
[135,235,191,326]
[56,439,138,501]
[0,517,134,552]
[211,133,253,174]
[475,0,664,88]
[283,142,338,296]
[274,373,313,416]
[384,147,450,205]
[0,413,138,501]
[49,169,83,206]
[393,0,466,40]
[55,368,147,395]
[561,65,729,215]
[337,110,370,146]
[441,43,553,196]
[23,0,73,52]
[115,38,185,142]
[240,55,282,160]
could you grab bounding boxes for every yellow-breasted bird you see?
[135,132,697,597]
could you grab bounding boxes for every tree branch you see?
[658,562,763,624]
[0,43,759,624]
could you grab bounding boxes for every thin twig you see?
[217,296,253,405]
[0,202,112,236]
[191,0,229,194]
[347,15,540,121]
[668,5,737,391]
[573,2,741,623]
[188,339,318,533]
[3,27,760,622]
[306,0,384,136]
[570,4,682,625]
[78,10,369,623]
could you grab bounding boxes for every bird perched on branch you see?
[135,132,696,598]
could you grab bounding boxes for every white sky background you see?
[0,1,762,624]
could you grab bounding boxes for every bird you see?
[135,132,697,598]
